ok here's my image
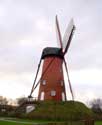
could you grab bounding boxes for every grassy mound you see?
[26,101,93,121]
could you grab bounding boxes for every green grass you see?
[0,118,101,125]
[0,118,66,125]
[0,117,50,125]
[0,120,81,125]
[0,121,29,125]
[0,118,46,125]
[0,120,85,125]
[95,121,102,125]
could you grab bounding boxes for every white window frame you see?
[51,90,56,96]
[40,91,45,101]
[62,92,65,101]
[42,80,46,85]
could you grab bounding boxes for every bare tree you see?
[0,96,8,105]
[90,98,102,114]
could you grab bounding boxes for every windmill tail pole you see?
[32,57,56,91]
[29,57,56,98]
[29,58,42,98]
[64,58,74,101]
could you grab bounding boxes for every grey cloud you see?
[0,0,102,99]
[0,0,102,72]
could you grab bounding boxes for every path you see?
[0,117,44,124]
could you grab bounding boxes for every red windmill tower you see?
[29,16,75,101]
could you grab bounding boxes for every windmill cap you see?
[41,47,64,59]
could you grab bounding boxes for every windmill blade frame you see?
[63,18,75,55]
[55,15,63,49]
[63,58,74,100]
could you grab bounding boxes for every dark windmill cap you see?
[41,47,64,59]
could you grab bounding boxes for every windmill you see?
[29,15,75,101]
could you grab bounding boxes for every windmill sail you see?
[55,15,63,49]
[62,18,75,54]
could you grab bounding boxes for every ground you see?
[0,101,97,124]
[0,117,101,125]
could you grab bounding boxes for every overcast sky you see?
[0,0,102,103]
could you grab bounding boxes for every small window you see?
[62,92,65,101]
[40,92,45,100]
[51,90,56,96]
[42,80,46,85]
